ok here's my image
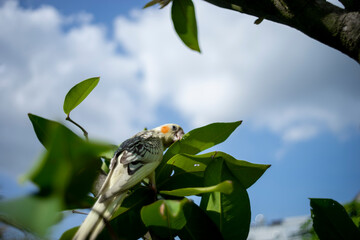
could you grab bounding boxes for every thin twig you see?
[66,113,89,140]
[72,210,88,215]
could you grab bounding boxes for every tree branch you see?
[66,114,89,140]
[203,0,360,63]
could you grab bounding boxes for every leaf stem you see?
[66,113,88,140]
[72,210,88,215]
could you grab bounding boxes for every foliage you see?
[311,198,360,239]
[300,198,360,240]
[171,0,200,52]
[0,77,270,239]
[145,0,200,53]
[344,199,360,228]
[63,77,99,116]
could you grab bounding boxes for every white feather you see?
[72,124,184,240]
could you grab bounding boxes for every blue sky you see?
[0,0,359,237]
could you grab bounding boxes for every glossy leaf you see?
[310,198,360,239]
[171,0,200,52]
[222,152,271,189]
[141,198,189,238]
[159,151,269,191]
[200,158,251,240]
[160,180,233,197]
[157,151,268,239]
[157,153,209,190]
[178,201,224,240]
[141,198,224,239]
[0,195,62,237]
[63,77,99,115]
[165,121,242,160]
[157,121,242,183]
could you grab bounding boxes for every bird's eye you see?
[172,125,177,131]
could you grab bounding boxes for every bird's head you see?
[154,123,184,148]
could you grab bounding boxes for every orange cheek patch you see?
[161,125,170,133]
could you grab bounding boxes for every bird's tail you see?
[73,193,126,240]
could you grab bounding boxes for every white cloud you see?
[0,1,147,138]
[0,0,359,175]
[0,1,152,174]
[114,1,360,140]
[282,125,318,142]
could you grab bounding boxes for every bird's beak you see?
[174,128,184,142]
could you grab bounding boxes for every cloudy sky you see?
[0,0,359,235]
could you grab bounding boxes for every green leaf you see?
[23,121,110,208]
[100,144,118,160]
[171,0,200,52]
[158,151,269,190]
[143,0,159,8]
[157,121,242,183]
[143,0,171,9]
[178,201,224,240]
[141,198,189,238]
[60,226,78,240]
[166,121,242,161]
[157,151,267,239]
[160,180,233,197]
[157,153,209,190]
[310,198,360,239]
[343,200,360,228]
[63,77,99,115]
[141,198,223,239]
[0,195,62,237]
[112,187,154,220]
[200,157,251,240]
[96,187,154,239]
[221,152,271,189]
[28,113,78,149]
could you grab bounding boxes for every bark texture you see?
[203,0,360,63]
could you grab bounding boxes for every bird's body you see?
[73,124,184,240]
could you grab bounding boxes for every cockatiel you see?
[73,124,184,240]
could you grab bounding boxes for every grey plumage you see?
[73,124,184,240]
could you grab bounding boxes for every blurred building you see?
[248,215,310,240]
